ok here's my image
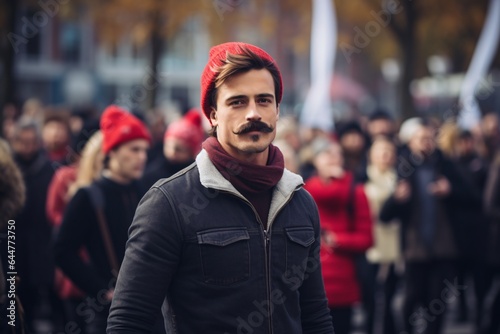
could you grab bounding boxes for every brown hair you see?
[208,46,282,137]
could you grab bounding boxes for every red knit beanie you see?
[200,42,283,122]
[164,109,205,155]
[100,105,151,154]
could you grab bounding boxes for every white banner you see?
[458,0,500,129]
[300,0,337,131]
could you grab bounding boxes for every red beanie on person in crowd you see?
[200,42,283,122]
[164,109,205,156]
[100,105,151,154]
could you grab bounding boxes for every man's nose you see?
[245,100,262,122]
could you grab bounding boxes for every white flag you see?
[458,0,500,129]
[300,0,337,131]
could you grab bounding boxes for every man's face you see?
[340,131,365,155]
[108,139,149,182]
[164,137,194,164]
[369,140,396,170]
[313,142,344,179]
[409,126,435,156]
[457,137,474,157]
[12,129,40,161]
[368,119,394,139]
[210,69,279,163]
[42,120,69,151]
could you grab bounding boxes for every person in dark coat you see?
[380,119,474,334]
[141,109,205,189]
[10,120,56,332]
[54,105,151,334]
[450,129,489,327]
[483,147,500,334]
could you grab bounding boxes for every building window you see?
[60,22,81,63]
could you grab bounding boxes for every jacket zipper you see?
[221,188,300,334]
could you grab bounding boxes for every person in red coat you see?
[304,137,373,334]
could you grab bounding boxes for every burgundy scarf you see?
[202,136,284,194]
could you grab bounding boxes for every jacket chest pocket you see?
[284,227,316,282]
[197,228,250,286]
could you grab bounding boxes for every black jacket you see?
[380,148,475,261]
[107,150,333,334]
[54,177,145,295]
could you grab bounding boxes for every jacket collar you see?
[196,149,304,226]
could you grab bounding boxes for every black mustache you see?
[233,122,274,135]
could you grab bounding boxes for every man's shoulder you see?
[151,162,199,190]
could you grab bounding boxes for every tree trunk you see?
[0,0,17,136]
[144,13,163,111]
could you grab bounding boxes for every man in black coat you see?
[107,42,333,333]
[10,120,55,332]
[381,119,474,334]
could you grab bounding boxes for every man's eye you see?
[230,100,244,106]
[258,98,272,104]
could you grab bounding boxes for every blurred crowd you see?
[0,98,500,334]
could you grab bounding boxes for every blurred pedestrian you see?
[483,146,500,334]
[10,119,56,332]
[480,111,500,164]
[380,119,473,334]
[363,136,401,334]
[439,124,489,327]
[55,105,151,334]
[141,109,204,189]
[46,119,100,227]
[107,42,334,333]
[336,120,369,182]
[46,127,102,332]
[304,137,373,334]
[41,110,72,166]
[366,109,397,142]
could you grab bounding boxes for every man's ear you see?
[210,108,218,126]
[276,103,280,121]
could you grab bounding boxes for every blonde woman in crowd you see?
[363,136,401,334]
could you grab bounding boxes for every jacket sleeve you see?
[334,185,373,253]
[300,193,335,334]
[379,191,411,223]
[443,159,479,207]
[484,160,500,221]
[107,186,182,333]
[54,188,109,295]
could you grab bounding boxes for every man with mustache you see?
[107,42,334,333]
